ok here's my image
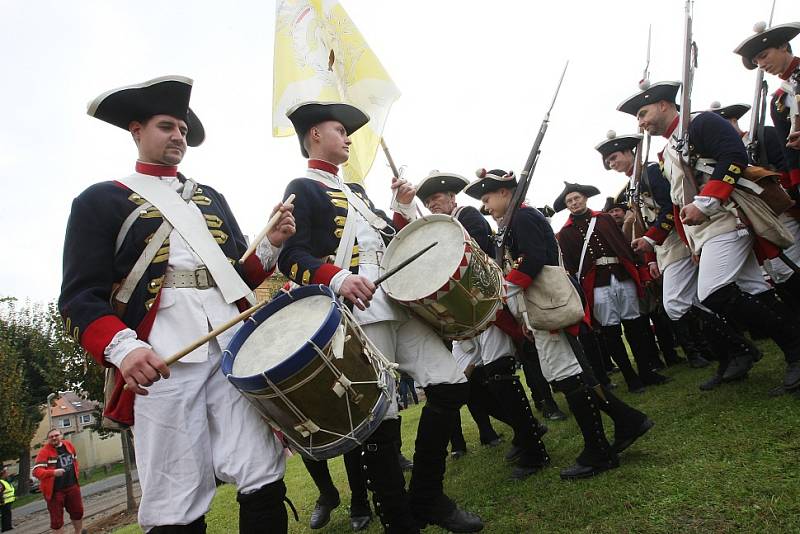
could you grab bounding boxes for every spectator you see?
[32,430,85,534]
[1,465,15,532]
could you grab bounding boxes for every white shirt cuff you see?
[693,196,722,216]
[255,240,282,270]
[104,329,151,368]
[393,200,418,222]
[329,269,352,294]
[643,236,656,247]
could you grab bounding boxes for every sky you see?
[0,0,794,304]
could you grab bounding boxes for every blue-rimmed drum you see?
[221,285,395,461]
[380,214,504,340]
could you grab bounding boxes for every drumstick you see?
[239,194,296,263]
[373,241,437,286]
[123,298,269,389]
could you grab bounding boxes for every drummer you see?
[417,170,550,479]
[58,76,296,532]
[277,101,483,533]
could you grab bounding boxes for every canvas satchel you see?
[523,243,585,331]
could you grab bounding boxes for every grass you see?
[11,461,128,509]
[114,340,800,533]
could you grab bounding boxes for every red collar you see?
[136,161,178,177]
[562,209,601,228]
[662,115,680,139]
[308,159,339,175]
[780,57,800,80]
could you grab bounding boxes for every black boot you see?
[689,307,761,383]
[343,448,372,531]
[578,330,612,386]
[395,415,414,471]
[449,409,468,459]
[703,286,800,388]
[238,479,291,534]
[622,317,672,385]
[362,419,418,533]
[592,383,654,453]
[775,272,800,314]
[651,306,684,365]
[465,367,502,445]
[483,356,550,479]
[410,383,483,532]
[601,325,645,393]
[302,458,340,529]
[149,517,207,534]
[671,314,711,369]
[553,375,618,480]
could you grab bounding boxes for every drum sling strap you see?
[334,181,394,270]
[117,173,255,305]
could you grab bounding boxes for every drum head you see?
[382,215,467,301]
[231,295,332,377]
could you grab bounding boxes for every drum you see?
[380,214,504,340]
[221,284,395,461]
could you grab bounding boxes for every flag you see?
[273,0,401,185]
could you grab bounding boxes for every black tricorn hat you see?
[538,205,556,218]
[464,168,517,199]
[87,75,205,147]
[734,22,800,70]
[415,171,469,202]
[617,80,681,117]
[286,101,370,158]
[595,130,643,170]
[602,195,628,213]
[708,101,751,121]
[553,182,601,213]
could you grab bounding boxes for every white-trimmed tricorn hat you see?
[415,171,469,203]
[733,22,800,70]
[617,80,681,117]
[286,101,370,158]
[595,130,643,170]
[464,168,517,199]
[87,75,205,147]
[708,101,751,121]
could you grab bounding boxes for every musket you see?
[629,26,653,239]
[676,0,700,206]
[495,61,569,264]
[747,0,777,166]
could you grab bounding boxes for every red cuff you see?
[82,315,128,366]
[494,309,524,342]
[506,269,533,289]
[242,254,270,288]
[392,212,409,230]
[311,263,343,285]
[780,171,792,189]
[791,169,800,188]
[699,180,735,201]
[644,226,669,245]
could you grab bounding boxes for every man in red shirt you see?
[32,429,85,534]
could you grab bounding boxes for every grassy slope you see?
[115,340,800,533]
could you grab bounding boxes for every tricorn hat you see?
[733,22,800,70]
[87,75,205,146]
[602,195,628,213]
[595,130,643,170]
[617,80,681,117]
[464,168,517,199]
[553,182,601,213]
[708,101,751,121]
[286,101,370,158]
[415,171,469,202]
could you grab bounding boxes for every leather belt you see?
[595,256,620,266]
[358,250,384,265]
[162,267,217,289]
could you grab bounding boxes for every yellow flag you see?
[273,0,401,185]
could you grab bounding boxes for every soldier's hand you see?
[787,131,800,150]
[680,203,709,226]
[54,468,65,477]
[648,262,661,279]
[391,177,416,204]
[339,275,375,310]
[631,237,654,253]
[267,201,296,247]
[120,348,170,396]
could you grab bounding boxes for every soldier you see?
[709,100,800,311]
[617,80,800,391]
[553,182,671,392]
[465,170,654,480]
[279,102,482,532]
[416,170,557,479]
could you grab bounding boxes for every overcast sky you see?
[0,0,793,304]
